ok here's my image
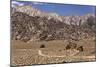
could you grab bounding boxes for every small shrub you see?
[66,42,77,50]
[40,44,45,48]
[77,46,83,52]
[66,44,71,50]
[62,61,66,63]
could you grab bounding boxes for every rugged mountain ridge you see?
[13,6,95,26]
[11,6,96,42]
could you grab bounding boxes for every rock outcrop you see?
[11,6,96,42]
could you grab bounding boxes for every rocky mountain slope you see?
[11,6,96,42]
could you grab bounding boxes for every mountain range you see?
[11,6,96,42]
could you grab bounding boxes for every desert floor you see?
[11,38,96,66]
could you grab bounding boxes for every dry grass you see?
[11,37,96,66]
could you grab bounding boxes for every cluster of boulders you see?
[11,6,96,42]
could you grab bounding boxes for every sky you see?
[12,0,96,16]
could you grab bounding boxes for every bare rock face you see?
[11,6,96,42]
[15,6,62,21]
[11,11,67,42]
[63,14,95,26]
[15,6,42,17]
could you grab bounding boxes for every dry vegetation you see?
[11,37,96,66]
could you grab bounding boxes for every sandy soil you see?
[11,38,96,66]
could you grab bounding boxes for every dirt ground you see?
[11,37,96,66]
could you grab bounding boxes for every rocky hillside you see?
[11,6,96,42]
